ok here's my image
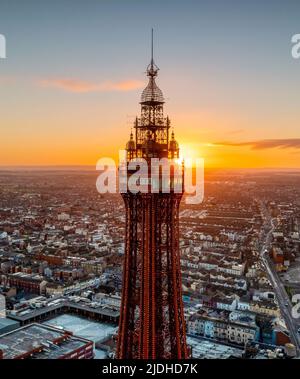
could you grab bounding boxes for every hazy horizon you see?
[1,165,300,172]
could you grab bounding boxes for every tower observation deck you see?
[116,31,188,359]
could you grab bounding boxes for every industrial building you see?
[0,318,20,335]
[0,323,94,359]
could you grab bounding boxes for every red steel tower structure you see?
[116,32,188,359]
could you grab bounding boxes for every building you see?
[215,297,237,311]
[0,294,5,318]
[117,32,187,359]
[188,337,244,359]
[237,298,251,311]
[188,313,258,346]
[6,272,47,294]
[0,323,94,359]
[249,300,280,318]
[0,318,20,335]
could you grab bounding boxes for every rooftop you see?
[187,336,244,359]
[0,318,19,332]
[0,323,91,359]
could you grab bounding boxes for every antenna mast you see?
[151,28,154,64]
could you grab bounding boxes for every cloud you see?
[39,78,144,93]
[214,139,300,150]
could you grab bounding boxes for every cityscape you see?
[0,168,300,359]
[1,0,300,366]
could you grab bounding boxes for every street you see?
[259,202,300,354]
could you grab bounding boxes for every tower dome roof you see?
[140,77,164,105]
[126,132,135,150]
[169,131,179,150]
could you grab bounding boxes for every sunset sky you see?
[0,0,300,168]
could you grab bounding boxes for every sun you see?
[179,143,203,168]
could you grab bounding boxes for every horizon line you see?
[1,165,300,172]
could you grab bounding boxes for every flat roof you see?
[187,336,244,359]
[0,323,90,359]
[0,318,19,329]
[31,338,88,359]
[7,301,119,322]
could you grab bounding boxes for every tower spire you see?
[141,29,163,104]
[147,28,159,78]
[151,28,154,65]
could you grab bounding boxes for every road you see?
[259,202,300,354]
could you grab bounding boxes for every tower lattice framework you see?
[116,33,188,359]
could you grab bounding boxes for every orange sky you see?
[0,84,300,168]
[1,2,300,168]
[1,111,299,168]
[1,73,299,168]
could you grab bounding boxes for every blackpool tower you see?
[116,32,188,359]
